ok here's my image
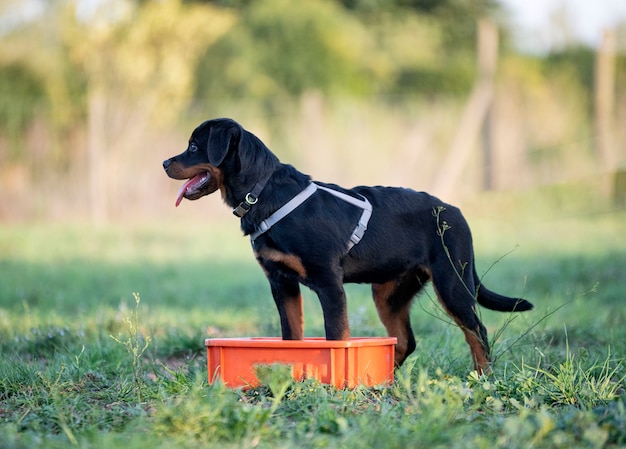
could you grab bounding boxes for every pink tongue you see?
[175,173,207,207]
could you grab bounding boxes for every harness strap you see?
[316,185,372,250]
[232,170,275,218]
[249,182,372,252]
[251,182,318,240]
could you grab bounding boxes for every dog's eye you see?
[189,143,198,153]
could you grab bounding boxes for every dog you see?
[163,118,533,374]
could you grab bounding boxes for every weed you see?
[253,363,293,415]
[530,331,625,408]
[433,205,473,298]
[110,292,151,403]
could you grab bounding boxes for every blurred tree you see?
[339,0,500,52]
[0,63,45,158]
[193,0,499,105]
[195,0,372,105]
[392,0,500,97]
[0,1,84,173]
[64,0,235,125]
[546,46,595,106]
[62,0,235,222]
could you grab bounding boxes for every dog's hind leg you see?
[429,260,491,374]
[372,269,428,367]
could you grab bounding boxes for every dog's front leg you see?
[268,275,304,340]
[312,280,350,341]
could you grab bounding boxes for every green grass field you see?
[1,201,625,448]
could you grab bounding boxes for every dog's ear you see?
[206,120,242,166]
[237,127,279,174]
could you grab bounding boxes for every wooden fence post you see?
[432,18,498,198]
[88,86,107,225]
[479,18,498,190]
[594,29,617,172]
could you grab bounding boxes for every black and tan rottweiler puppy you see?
[163,118,532,373]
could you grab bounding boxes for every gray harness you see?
[249,182,372,252]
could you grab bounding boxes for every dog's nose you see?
[163,159,171,170]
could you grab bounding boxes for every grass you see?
[0,202,625,448]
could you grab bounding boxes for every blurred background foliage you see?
[0,0,625,221]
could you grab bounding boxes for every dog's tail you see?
[475,274,533,312]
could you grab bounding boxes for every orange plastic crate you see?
[205,337,396,388]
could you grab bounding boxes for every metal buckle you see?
[245,193,258,205]
[233,192,260,217]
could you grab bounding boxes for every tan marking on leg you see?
[432,286,491,374]
[256,248,307,278]
[373,281,411,366]
[284,294,304,340]
[462,328,491,375]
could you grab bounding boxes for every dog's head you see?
[163,118,278,207]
